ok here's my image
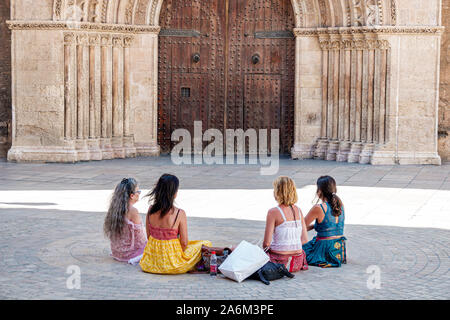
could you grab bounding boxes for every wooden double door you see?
[158,0,295,154]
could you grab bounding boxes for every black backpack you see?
[249,262,295,285]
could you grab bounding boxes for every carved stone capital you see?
[63,32,76,44]
[88,34,101,46]
[76,34,89,46]
[112,36,124,47]
[123,36,134,48]
[100,34,112,47]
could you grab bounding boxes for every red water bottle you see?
[210,251,217,276]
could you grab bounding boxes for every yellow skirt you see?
[139,236,212,274]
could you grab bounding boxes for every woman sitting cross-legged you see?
[139,174,212,274]
[303,175,347,268]
[104,178,147,265]
[263,176,309,272]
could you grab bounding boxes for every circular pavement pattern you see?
[0,207,449,300]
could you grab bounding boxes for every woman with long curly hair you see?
[303,176,347,268]
[139,174,212,274]
[104,178,147,265]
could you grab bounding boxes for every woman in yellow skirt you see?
[139,174,212,274]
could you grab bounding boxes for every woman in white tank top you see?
[263,176,309,272]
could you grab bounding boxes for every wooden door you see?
[158,0,295,154]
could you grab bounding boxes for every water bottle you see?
[210,251,217,276]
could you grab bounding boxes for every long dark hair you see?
[147,174,179,218]
[316,175,343,217]
[104,177,138,239]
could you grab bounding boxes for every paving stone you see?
[0,158,449,299]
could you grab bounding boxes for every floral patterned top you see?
[110,218,148,262]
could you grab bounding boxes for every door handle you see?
[252,54,260,65]
[192,53,200,63]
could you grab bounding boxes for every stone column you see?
[314,43,329,159]
[100,34,114,159]
[337,34,352,162]
[63,33,76,141]
[111,36,125,158]
[325,34,340,161]
[348,34,365,163]
[123,35,137,158]
[75,34,90,161]
[87,34,102,160]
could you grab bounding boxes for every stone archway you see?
[6,0,444,164]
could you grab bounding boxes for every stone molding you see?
[318,38,391,50]
[6,20,161,34]
[293,26,445,37]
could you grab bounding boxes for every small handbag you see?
[249,261,295,285]
[192,246,232,273]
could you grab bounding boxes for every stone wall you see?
[0,0,11,158]
[439,0,450,162]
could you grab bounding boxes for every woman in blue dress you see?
[303,176,347,267]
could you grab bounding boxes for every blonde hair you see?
[273,176,298,206]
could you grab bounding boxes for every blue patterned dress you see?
[303,202,347,268]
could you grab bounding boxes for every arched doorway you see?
[157,0,295,154]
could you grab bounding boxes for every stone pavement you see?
[0,156,449,300]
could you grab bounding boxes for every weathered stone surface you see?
[439,0,450,161]
[1,0,448,165]
[0,157,449,299]
[0,0,11,158]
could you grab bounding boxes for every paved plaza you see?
[0,156,449,300]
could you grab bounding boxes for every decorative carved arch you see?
[53,0,397,28]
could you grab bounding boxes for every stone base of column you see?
[291,143,314,160]
[75,139,90,161]
[336,141,352,162]
[100,138,114,160]
[370,149,396,165]
[111,136,125,159]
[347,142,363,163]
[135,143,160,157]
[313,139,329,160]
[325,140,339,161]
[397,152,441,165]
[7,146,78,163]
[87,138,102,161]
[359,143,375,164]
[123,136,137,158]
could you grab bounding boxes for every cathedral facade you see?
[0,0,448,164]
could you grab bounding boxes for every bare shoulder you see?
[266,207,280,221]
[294,204,303,215]
[129,206,139,214]
[128,206,142,224]
[176,208,187,219]
[295,206,306,221]
[308,204,323,215]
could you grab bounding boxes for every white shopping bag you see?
[219,240,269,283]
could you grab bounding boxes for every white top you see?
[270,206,303,252]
